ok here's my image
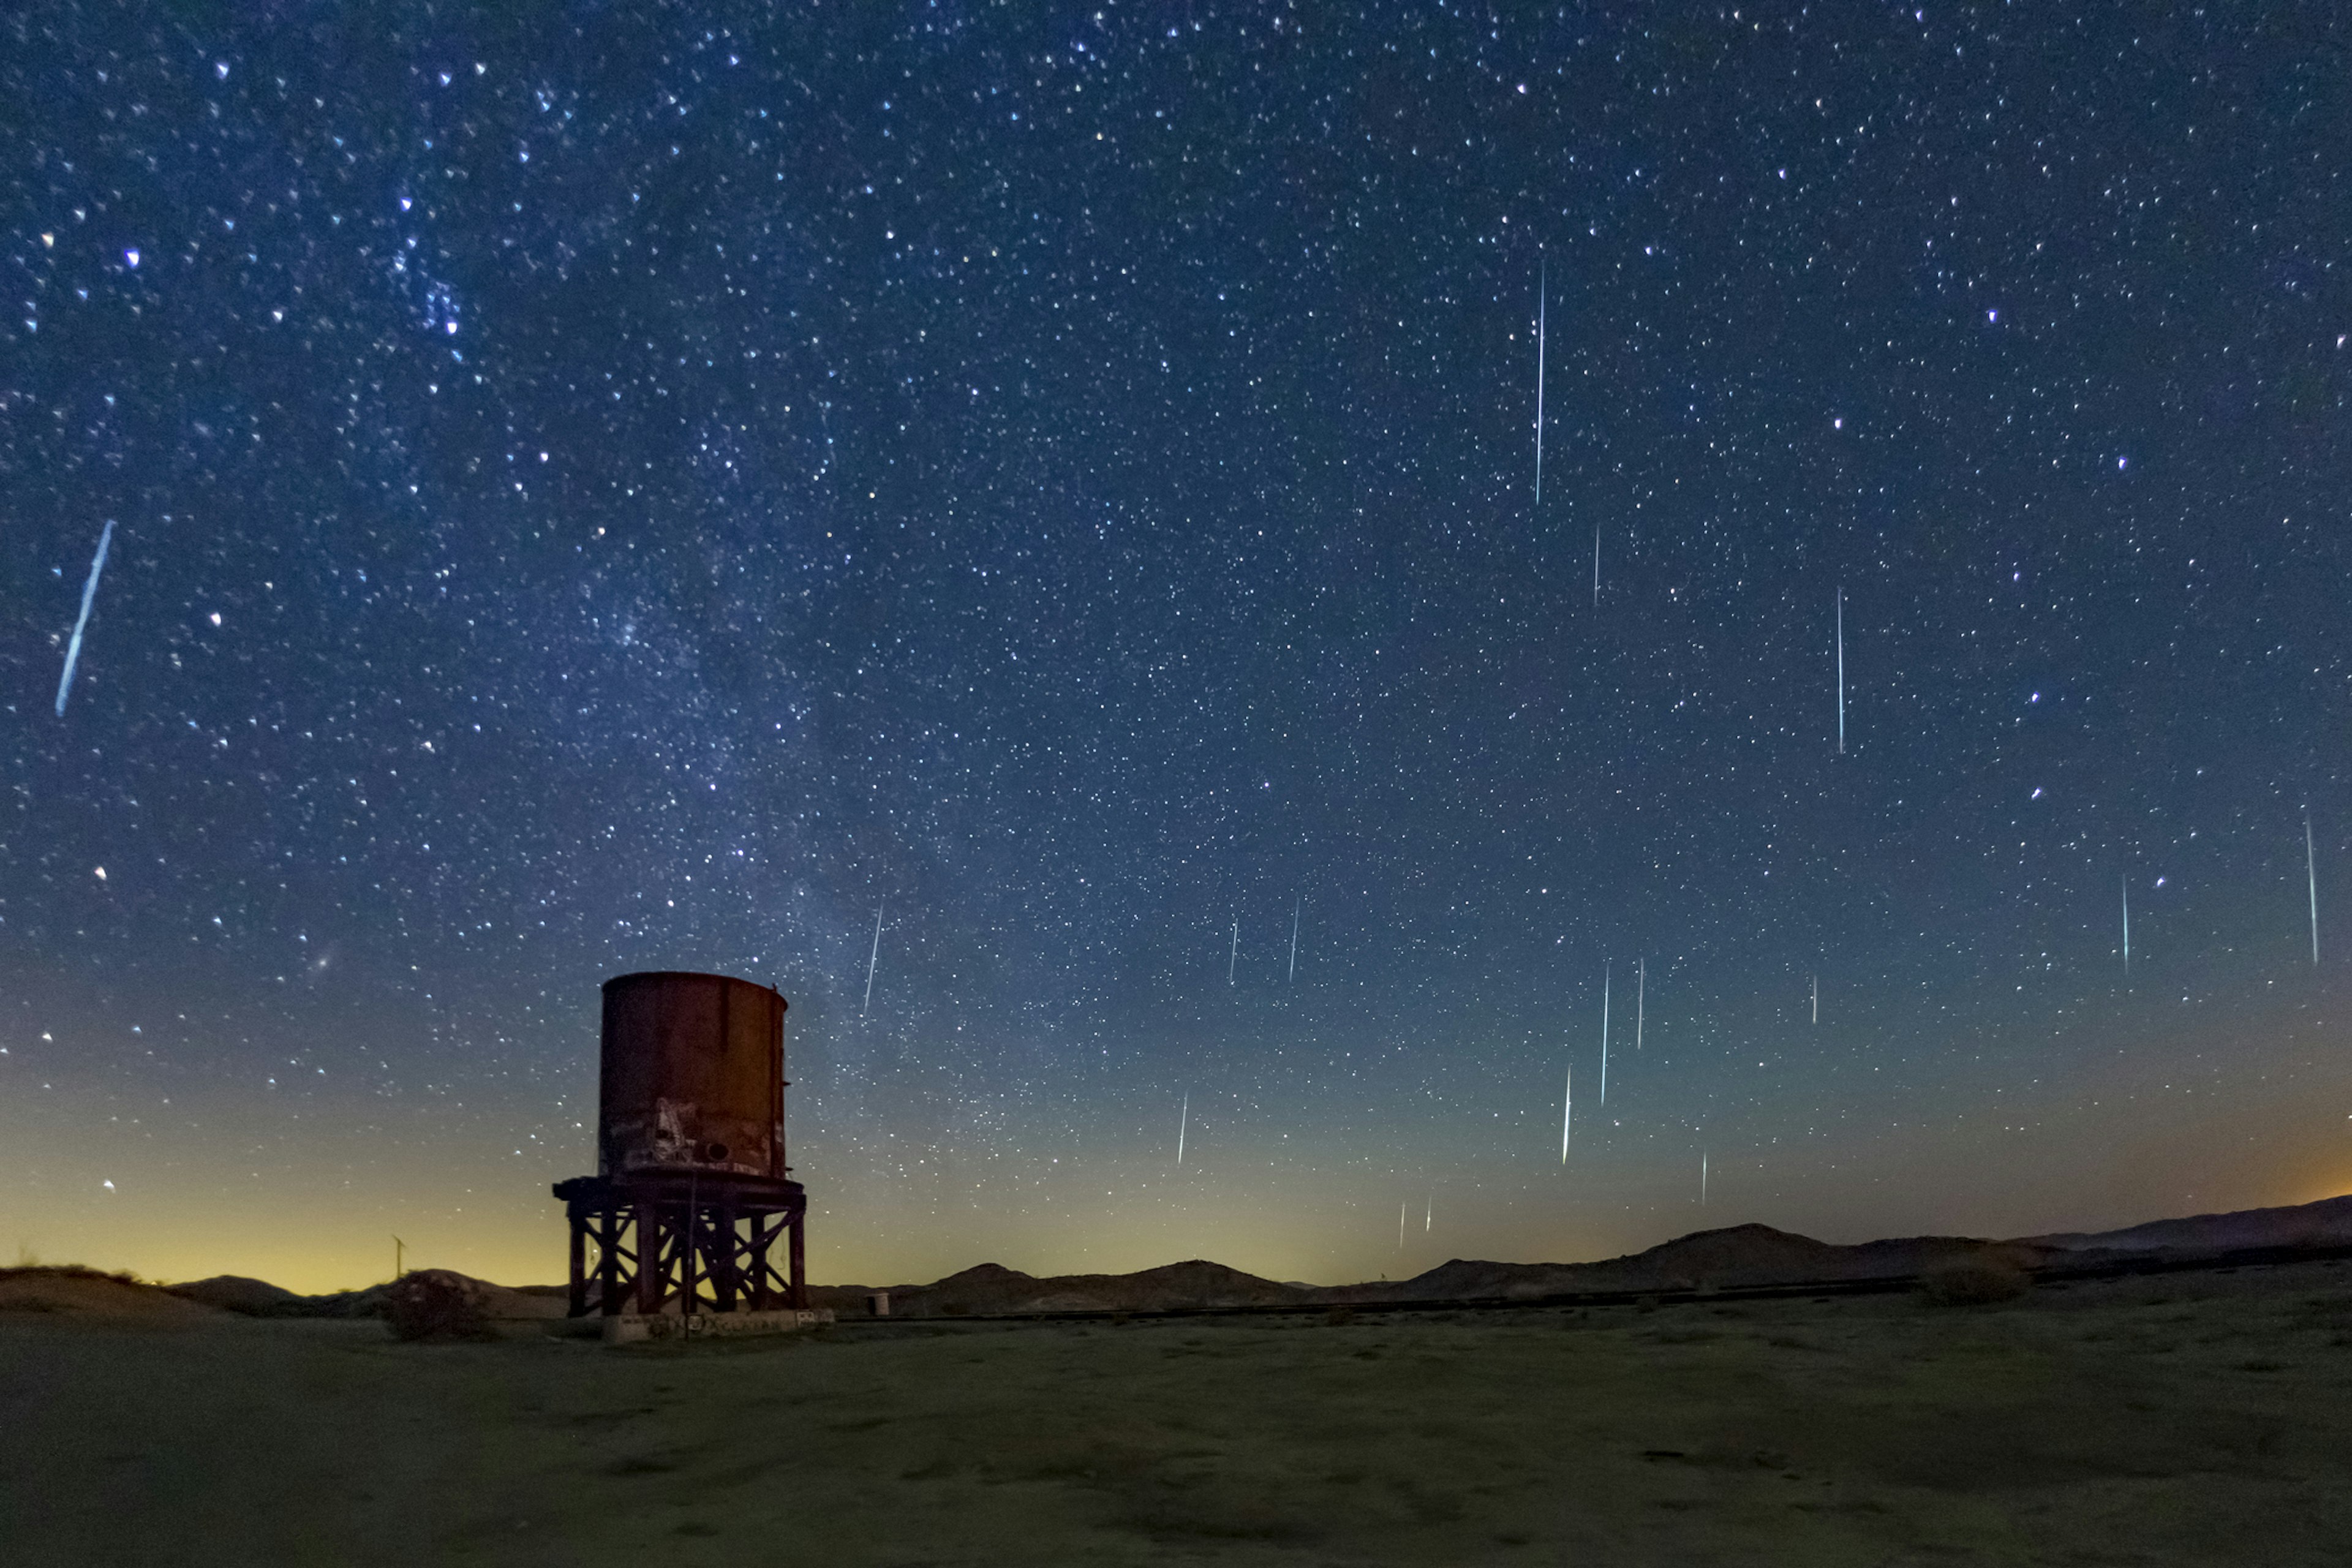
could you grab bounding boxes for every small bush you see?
[383,1270,494,1341]
[1920,1256,2031,1306]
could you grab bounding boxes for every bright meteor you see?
[55,518,115,718]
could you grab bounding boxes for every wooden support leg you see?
[598,1208,622,1316]
[568,1210,587,1317]
[715,1202,739,1313]
[788,1202,807,1311]
[635,1204,660,1316]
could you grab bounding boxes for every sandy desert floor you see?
[6,1260,2351,1566]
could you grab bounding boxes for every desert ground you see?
[7,1260,2351,1566]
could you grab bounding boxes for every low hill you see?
[1316,1224,2045,1305]
[167,1270,567,1321]
[813,1258,1307,1318]
[169,1275,308,1316]
[1,1266,224,1319]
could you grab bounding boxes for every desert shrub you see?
[1920,1256,2032,1306]
[383,1270,494,1341]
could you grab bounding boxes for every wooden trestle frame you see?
[552,1173,806,1317]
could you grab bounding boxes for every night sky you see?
[6,4,2349,1294]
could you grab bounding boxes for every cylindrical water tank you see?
[598,971,786,1180]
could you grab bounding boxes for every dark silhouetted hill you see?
[813,1259,1308,1317]
[2026,1193,2352,1256]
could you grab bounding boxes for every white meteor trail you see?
[2122,876,2132,973]
[1812,972,1819,1025]
[1229,919,1238,985]
[1560,1065,1572,1163]
[1533,259,1546,505]
[1425,1195,1432,1233]
[1599,960,1610,1107]
[1593,524,1601,609]
[1635,957,1645,1050]
[1399,1200,1408,1251]
[55,518,115,717]
[862,902,884,1015]
[2307,816,2321,965]
[1701,1150,1709,1205]
[1835,587,1845,754]
[1177,1091,1188,1167]
[1289,898,1302,982]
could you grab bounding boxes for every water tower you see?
[552,972,807,1316]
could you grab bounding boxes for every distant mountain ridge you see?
[813,1193,2352,1319]
[74,1192,2345,1322]
[2025,1193,2352,1256]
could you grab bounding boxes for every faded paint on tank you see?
[598,971,787,1179]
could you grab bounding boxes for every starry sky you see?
[5,3,2350,1294]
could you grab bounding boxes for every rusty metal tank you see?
[598,971,787,1180]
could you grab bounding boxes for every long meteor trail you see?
[1228,919,1238,985]
[1599,960,1610,1108]
[1534,259,1546,505]
[1635,958,1645,1050]
[1289,898,1301,982]
[1835,587,1845,754]
[2307,816,2321,965]
[55,518,115,717]
[1177,1091,1188,1167]
[2122,876,2132,973]
[1559,1065,1572,1163]
[862,902,884,1015]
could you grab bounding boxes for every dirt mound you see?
[0,1267,222,1319]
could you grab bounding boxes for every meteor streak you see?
[1835,587,1845,754]
[2307,816,2321,965]
[1533,259,1546,505]
[1559,1065,1572,1163]
[1289,898,1301,982]
[1635,957,1644,1050]
[1177,1091,1188,1167]
[55,518,115,717]
[862,902,884,1015]
[1599,960,1610,1107]
[1229,919,1238,985]
[1593,524,1601,609]
[1812,971,1819,1025]
[2122,876,2131,973]
[1701,1150,1709,1205]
